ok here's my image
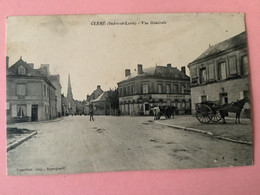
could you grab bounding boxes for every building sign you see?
[120,96,137,101]
[166,95,185,98]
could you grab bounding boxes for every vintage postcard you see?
[6,13,253,175]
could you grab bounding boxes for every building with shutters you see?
[187,31,251,117]
[6,57,57,123]
[117,64,191,116]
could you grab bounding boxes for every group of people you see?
[151,106,176,120]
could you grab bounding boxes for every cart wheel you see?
[196,105,212,123]
[210,111,222,122]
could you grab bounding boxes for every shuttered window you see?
[228,56,237,75]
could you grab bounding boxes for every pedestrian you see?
[89,103,94,121]
[151,106,160,120]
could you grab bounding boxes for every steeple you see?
[67,74,73,99]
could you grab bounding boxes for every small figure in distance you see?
[89,102,94,121]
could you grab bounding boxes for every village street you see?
[7,116,252,175]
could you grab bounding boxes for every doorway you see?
[31,105,38,122]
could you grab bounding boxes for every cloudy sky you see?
[6,13,245,100]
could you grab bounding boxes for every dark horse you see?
[219,97,250,124]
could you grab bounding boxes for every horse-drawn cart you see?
[195,97,249,124]
[195,101,222,123]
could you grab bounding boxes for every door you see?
[31,105,38,121]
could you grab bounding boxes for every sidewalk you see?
[6,117,64,151]
[155,115,253,145]
[6,127,37,152]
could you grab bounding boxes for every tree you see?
[107,88,119,115]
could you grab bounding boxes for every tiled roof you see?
[119,66,189,83]
[191,31,247,64]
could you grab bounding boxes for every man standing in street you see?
[89,103,94,121]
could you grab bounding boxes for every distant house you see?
[92,92,111,115]
[117,64,191,115]
[187,31,250,117]
[84,85,103,114]
[6,57,57,123]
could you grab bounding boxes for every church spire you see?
[67,74,73,99]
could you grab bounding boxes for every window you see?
[119,88,122,96]
[219,93,228,105]
[127,86,130,95]
[132,85,135,95]
[17,105,26,117]
[18,65,26,75]
[208,64,215,80]
[228,56,237,75]
[123,87,126,96]
[44,85,46,97]
[240,90,249,99]
[241,55,248,76]
[201,95,207,102]
[218,62,227,80]
[199,67,207,83]
[145,103,149,111]
[191,68,198,83]
[181,85,186,94]
[173,85,178,93]
[181,102,185,109]
[166,84,170,94]
[17,84,26,96]
[158,84,163,93]
[142,84,149,94]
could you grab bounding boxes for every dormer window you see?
[18,65,26,75]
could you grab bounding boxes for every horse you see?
[151,106,173,120]
[151,106,160,120]
[219,97,250,124]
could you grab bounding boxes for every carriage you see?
[195,101,222,123]
[195,97,249,124]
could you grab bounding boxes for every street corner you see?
[7,127,37,152]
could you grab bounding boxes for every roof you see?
[87,87,104,102]
[92,92,108,103]
[7,58,43,77]
[7,58,56,89]
[119,66,189,83]
[190,31,247,64]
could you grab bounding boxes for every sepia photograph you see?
[6,13,253,175]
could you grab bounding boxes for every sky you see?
[6,13,245,101]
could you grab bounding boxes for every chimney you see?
[137,64,143,74]
[28,63,34,69]
[125,69,131,77]
[97,85,101,89]
[181,66,186,75]
[6,56,9,70]
[167,63,171,68]
[41,64,50,75]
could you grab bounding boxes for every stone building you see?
[6,57,57,123]
[48,75,62,117]
[187,31,250,117]
[117,64,191,115]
